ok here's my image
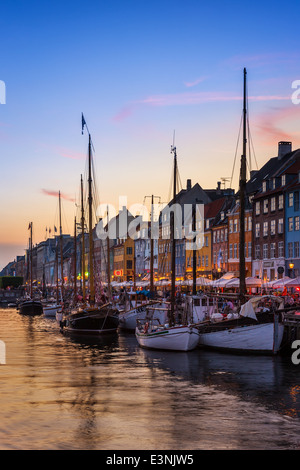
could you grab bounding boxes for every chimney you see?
[278,141,292,160]
[186,179,191,191]
[216,181,221,194]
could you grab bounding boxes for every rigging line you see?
[247,114,259,170]
[230,113,243,188]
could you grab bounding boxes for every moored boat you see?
[60,303,119,335]
[197,295,285,354]
[135,144,199,351]
[19,299,43,316]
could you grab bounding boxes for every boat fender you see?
[144,322,149,333]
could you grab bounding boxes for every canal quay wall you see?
[0,289,23,305]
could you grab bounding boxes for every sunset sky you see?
[1,0,300,270]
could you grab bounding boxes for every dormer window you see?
[281,174,286,186]
[220,211,224,220]
[273,178,276,190]
[262,181,267,192]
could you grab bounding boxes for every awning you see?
[285,276,300,288]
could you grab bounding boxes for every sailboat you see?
[44,192,64,318]
[118,196,169,331]
[19,222,43,316]
[60,115,119,336]
[197,68,285,354]
[135,145,199,351]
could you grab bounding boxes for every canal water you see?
[1,307,300,450]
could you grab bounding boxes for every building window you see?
[270,220,276,235]
[289,192,294,208]
[126,260,133,269]
[248,242,252,258]
[234,243,237,258]
[229,220,233,233]
[288,217,294,231]
[271,197,276,212]
[229,244,233,259]
[270,243,276,258]
[248,216,252,232]
[295,216,300,231]
[278,241,284,258]
[295,192,299,211]
[255,201,260,215]
[263,199,268,213]
[263,244,268,259]
[255,245,260,259]
[234,219,238,232]
[295,241,300,258]
[262,181,267,192]
[278,218,283,233]
[126,247,133,255]
[288,242,293,258]
[205,255,208,267]
[255,223,260,238]
[278,194,284,209]
[263,221,268,237]
[272,178,276,190]
[282,175,286,186]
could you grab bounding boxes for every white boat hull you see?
[198,322,284,354]
[135,325,199,351]
[43,305,59,317]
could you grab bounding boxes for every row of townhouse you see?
[156,141,300,283]
[186,141,300,283]
[3,142,300,288]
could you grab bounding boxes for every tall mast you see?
[170,145,177,326]
[81,174,86,301]
[239,67,247,304]
[150,194,154,296]
[192,203,197,296]
[73,216,77,300]
[106,205,111,295]
[88,133,95,305]
[30,222,33,298]
[56,244,59,304]
[59,191,64,300]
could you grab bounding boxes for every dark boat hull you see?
[61,304,119,336]
[19,300,43,316]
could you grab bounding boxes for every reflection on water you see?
[1,308,300,450]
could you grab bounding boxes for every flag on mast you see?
[82,113,86,135]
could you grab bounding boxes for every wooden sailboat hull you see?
[198,321,284,354]
[19,300,43,316]
[61,305,119,336]
[135,325,199,351]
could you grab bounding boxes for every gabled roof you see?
[245,148,299,196]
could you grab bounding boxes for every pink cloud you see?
[112,91,290,121]
[254,105,300,146]
[56,146,86,160]
[184,76,208,88]
[41,189,75,203]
